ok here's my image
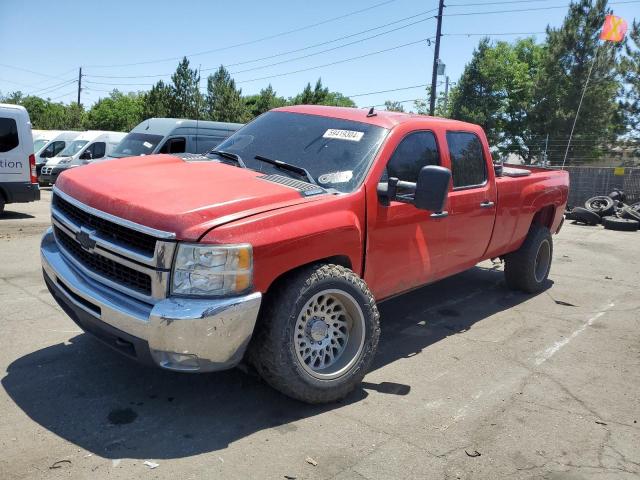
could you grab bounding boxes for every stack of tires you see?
[566,189,640,232]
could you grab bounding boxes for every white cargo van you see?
[107,118,243,160]
[0,103,40,214]
[39,130,126,184]
[33,131,80,178]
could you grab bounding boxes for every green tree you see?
[384,100,405,112]
[143,80,173,119]
[245,84,286,117]
[447,37,544,161]
[170,57,202,119]
[17,96,68,129]
[204,65,250,123]
[530,0,624,164]
[290,79,355,107]
[621,20,640,138]
[86,90,145,131]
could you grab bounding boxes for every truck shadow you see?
[2,265,549,460]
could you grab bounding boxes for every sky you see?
[0,0,638,111]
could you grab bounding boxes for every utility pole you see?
[77,67,82,106]
[429,0,445,116]
[443,75,450,112]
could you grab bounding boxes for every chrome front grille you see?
[50,187,176,303]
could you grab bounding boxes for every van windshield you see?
[111,133,164,158]
[34,139,48,152]
[60,140,88,157]
[213,111,388,193]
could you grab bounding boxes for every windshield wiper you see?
[209,150,246,168]
[254,155,317,185]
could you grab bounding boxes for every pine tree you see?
[204,66,249,123]
[621,20,640,138]
[253,84,286,116]
[530,0,624,163]
[170,57,202,119]
[143,80,172,119]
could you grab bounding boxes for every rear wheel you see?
[0,198,5,216]
[504,224,553,293]
[249,264,380,404]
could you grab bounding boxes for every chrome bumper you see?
[41,228,262,372]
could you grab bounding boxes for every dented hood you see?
[55,154,321,241]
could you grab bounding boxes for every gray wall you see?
[551,166,640,208]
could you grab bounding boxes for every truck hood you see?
[55,154,325,241]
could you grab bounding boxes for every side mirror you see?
[414,165,451,212]
[80,150,93,160]
[377,165,451,212]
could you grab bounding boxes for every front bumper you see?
[41,228,262,372]
[39,166,66,185]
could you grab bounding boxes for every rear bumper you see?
[41,228,262,372]
[0,181,40,203]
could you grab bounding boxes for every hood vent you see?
[175,153,211,162]
[258,174,326,197]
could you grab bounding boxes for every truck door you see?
[365,130,450,300]
[440,131,497,276]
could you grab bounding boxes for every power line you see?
[27,78,77,96]
[447,0,563,6]
[443,0,639,16]
[0,63,70,80]
[84,0,400,69]
[234,37,434,84]
[443,31,545,36]
[85,8,439,80]
[347,84,430,98]
[48,90,77,101]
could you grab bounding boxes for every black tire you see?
[249,264,380,404]
[602,215,639,232]
[0,199,4,216]
[608,189,625,202]
[504,224,553,293]
[584,196,615,216]
[620,205,640,222]
[570,207,601,225]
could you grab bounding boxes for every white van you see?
[33,131,80,178]
[39,130,126,184]
[107,118,243,160]
[0,103,40,214]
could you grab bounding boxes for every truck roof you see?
[275,105,482,131]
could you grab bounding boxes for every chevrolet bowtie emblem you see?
[76,228,97,251]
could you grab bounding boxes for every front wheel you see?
[504,224,553,293]
[249,264,380,404]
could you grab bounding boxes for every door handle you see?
[430,211,449,218]
[480,201,495,208]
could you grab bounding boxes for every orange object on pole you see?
[600,15,627,42]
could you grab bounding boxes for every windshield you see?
[33,139,48,152]
[213,111,388,193]
[111,132,164,158]
[60,140,88,157]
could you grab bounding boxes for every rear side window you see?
[446,132,487,188]
[383,131,440,183]
[0,118,19,152]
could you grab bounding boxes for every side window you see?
[51,141,65,156]
[0,118,19,152]
[446,132,487,188]
[384,131,440,184]
[91,142,106,158]
[159,137,186,154]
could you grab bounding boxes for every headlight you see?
[171,243,252,297]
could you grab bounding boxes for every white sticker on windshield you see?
[318,171,353,184]
[143,141,153,148]
[323,129,364,142]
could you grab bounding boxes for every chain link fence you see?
[499,137,640,208]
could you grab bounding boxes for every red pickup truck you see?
[41,105,569,403]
